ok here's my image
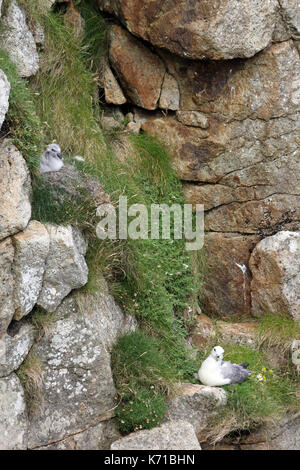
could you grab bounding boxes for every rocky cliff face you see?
[0,8,136,443]
[0,0,299,451]
[99,0,300,319]
[0,139,136,449]
[98,0,293,60]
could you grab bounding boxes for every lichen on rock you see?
[0,68,10,129]
[0,140,31,241]
[0,0,39,77]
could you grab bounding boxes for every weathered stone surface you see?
[139,40,300,317]
[125,121,141,135]
[97,5,300,324]
[32,23,46,48]
[40,162,110,207]
[99,59,127,105]
[142,112,299,203]
[141,114,213,181]
[0,322,35,377]
[159,73,180,111]
[189,317,258,349]
[161,40,300,119]
[63,0,85,39]
[73,280,137,352]
[205,194,300,235]
[202,233,261,317]
[0,0,39,77]
[0,69,10,130]
[37,224,88,312]
[189,313,216,347]
[240,414,300,449]
[99,0,281,60]
[184,183,237,211]
[163,383,227,437]
[207,413,300,450]
[111,420,201,450]
[0,373,28,450]
[99,0,279,59]
[176,111,209,129]
[217,321,258,347]
[0,238,15,338]
[144,112,300,189]
[28,287,136,449]
[109,25,165,110]
[249,231,300,320]
[36,420,120,450]
[13,221,50,320]
[0,141,31,241]
[185,143,300,235]
[280,0,300,38]
[291,339,300,374]
[101,115,122,131]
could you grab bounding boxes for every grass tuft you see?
[196,342,299,443]
[112,330,177,433]
[256,313,300,353]
[17,352,44,417]
[115,387,166,434]
[0,49,43,171]
[29,306,59,340]
[77,0,109,67]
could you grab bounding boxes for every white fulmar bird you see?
[39,143,64,173]
[197,346,251,386]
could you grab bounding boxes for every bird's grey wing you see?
[239,362,249,369]
[221,361,251,384]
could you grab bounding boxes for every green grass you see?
[77,0,109,66]
[115,387,167,434]
[221,344,298,433]
[28,305,60,340]
[195,342,299,442]
[30,11,105,156]
[256,313,300,352]
[112,330,177,433]
[0,49,43,171]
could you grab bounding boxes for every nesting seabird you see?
[39,143,64,173]
[197,346,252,386]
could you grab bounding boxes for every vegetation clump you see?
[256,313,300,353]
[0,49,43,171]
[196,341,299,443]
[112,331,176,433]
[17,352,44,417]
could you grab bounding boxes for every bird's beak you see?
[57,153,62,159]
